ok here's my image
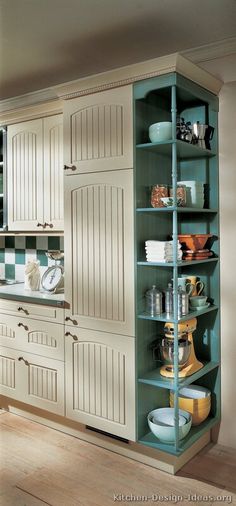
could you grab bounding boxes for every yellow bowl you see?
[170,393,210,408]
[169,395,211,425]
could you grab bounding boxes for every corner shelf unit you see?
[134,73,220,456]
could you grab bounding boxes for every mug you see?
[172,277,194,295]
[186,275,204,296]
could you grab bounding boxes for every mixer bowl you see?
[160,338,191,370]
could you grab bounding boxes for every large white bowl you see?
[147,407,192,443]
[149,122,172,143]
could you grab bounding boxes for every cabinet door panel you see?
[43,115,64,230]
[64,170,134,335]
[64,86,133,174]
[7,119,43,231]
[65,327,135,440]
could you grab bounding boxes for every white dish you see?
[177,385,211,399]
[190,303,210,311]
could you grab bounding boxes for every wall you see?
[0,236,64,282]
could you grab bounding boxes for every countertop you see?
[0,283,65,307]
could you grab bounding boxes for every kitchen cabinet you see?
[64,169,135,336]
[65,325,135,440]
[0,302,65,415]
[63,86,133,175]
[7,114,63,232]
[134,73,220,455]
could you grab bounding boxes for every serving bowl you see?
[148,407,192,442]
[178,234,212,251]
[149,122,172,143]
[170,385,211,425]
[189,296,208,307]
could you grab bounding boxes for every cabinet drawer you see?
[0,299,64,323]
[0,346,64,416]
[0,314,64,361]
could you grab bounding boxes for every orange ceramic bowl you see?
[170,394,211,426]
[178,234,212,252]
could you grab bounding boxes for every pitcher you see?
[186,275,204,296]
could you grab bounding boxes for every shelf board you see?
[136,139,216,159]
[138,305,218,323]
[136,207,218,213]
[137,258,218,267]
[0,194,3,198]
[138,361,220,391]
[139,416,220,456]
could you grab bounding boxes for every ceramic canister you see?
[186,275,204,296]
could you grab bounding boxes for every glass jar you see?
[151,184,168,208]
[169,185,186,207]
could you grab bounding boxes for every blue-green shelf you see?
[136,207,218,213]
[136,139,216,159]
[139,416,220,456]
[138,361,220,391]
[138,305,218,323]
[137,258,219,267]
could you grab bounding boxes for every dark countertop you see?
[0,283,65,307]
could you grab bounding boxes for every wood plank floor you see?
[0,411,235,506]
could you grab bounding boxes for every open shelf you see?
[138,305,218,323]
[136,207,218,213]
[139,416,220,456]
[137,258,219,267]
[138,361,220,391]
[136,139,216,159]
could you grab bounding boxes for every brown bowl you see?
[178,234,212,251]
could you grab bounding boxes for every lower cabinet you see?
[0,346,64,415]
[65,326,136,440]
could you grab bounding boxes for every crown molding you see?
[0,99,63,125]
[182,36,236,63]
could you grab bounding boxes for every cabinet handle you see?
[18,356,29,366]
[44,222,54,228]
[18,322,29,331]
[64,164,77,171]
[65,331,78,341]
[17,306,29,315]
[37,222,46,228]
[65,316,78,325]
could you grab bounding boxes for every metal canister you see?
[164,283,173,316]
[145,285,162,316]
[178,286,189,316]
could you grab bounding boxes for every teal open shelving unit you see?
[134,72,220,456]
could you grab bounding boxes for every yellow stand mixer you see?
[160,318,203,378]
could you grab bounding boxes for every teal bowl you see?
[147,407,192,443]
[149,122,172,143]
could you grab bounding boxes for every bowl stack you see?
[147,407,192,443]
[170,385,211,426]
[178,234,213,260]
[178,180,204,208]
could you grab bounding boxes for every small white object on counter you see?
[25,258,41,291]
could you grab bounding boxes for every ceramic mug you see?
[172,277,194,295]
[186,275,204,296]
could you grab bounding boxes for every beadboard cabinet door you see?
[0,346,64,415]
[65,326,135,440]
[64,169,135,336]
[63,86,133,175]
[7,114,63,231]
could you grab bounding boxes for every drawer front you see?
[0,299,64,323]
[0,314,64,361]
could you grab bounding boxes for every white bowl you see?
[149,122,172,143]
[147,407,192,443]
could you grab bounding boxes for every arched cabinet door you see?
[63,85,133,174]
[65,326,135,441]
[64,169,134,336]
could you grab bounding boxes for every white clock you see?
[41,265,64,293]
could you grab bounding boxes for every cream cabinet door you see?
[43,115,64,231]
[63,85,133,174]
[0,346,64,415]
[7,119,43,231]
[64,169,134,336]
[65,326,135,440]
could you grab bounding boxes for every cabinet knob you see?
[44,222,54,228]
[65,316,78,325]
[18,356,29,366]
[17,306,29,315]
[64,164,77,172]
[18,322,29,331]
[65,331,78,341]
[37,222,46,228]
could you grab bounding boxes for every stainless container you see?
[164,283,173,315]
[160,337,192,371]
[145,285,162,316]
[178,287,189,316]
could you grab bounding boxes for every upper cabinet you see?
[7,114,63,232]
[63,86,133,175]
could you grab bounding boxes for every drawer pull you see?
[17,306,29,315]
[44,222,54,228]
[37,222,46,228]
[65,331,78,341]
[18,356,29,366]
[18,322,29,331]
[64,164,77,171]
[65,316,78,325]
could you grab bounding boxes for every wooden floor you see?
[0,411,235,506]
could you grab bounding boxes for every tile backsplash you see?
[0,236,64,282]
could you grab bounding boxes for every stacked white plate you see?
[178,180,204,208]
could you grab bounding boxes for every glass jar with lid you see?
[151,184,168,208]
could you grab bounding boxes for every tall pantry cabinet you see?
[63,86,136,440]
